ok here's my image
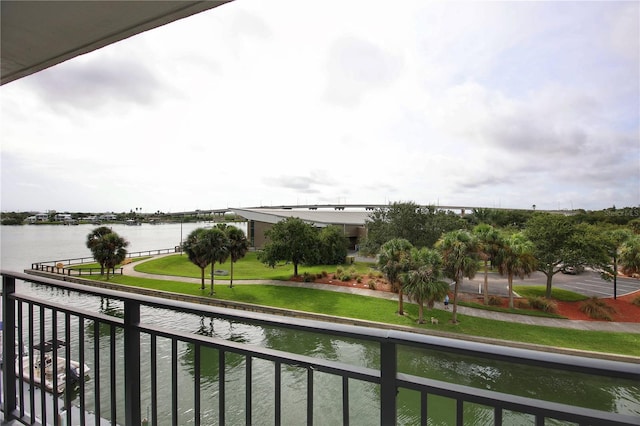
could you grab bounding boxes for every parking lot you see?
[457,270,640,299]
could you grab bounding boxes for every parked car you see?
[561,265,584,275]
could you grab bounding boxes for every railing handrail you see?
[3,269,638,379]
[30,247,180,269]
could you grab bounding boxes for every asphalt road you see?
[456,270,640,299]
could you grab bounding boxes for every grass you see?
[134,252,377,281]
[514,286,589,302]
[457,301,567,319]
[86,273,640,357]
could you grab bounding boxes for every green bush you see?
[488,296,503,306]
[527,296,558,313]
[579,297,616,321]
[516,299,530,309]
[356,276,362,284]
[368,280,376,290]
[336,267,344,276]
[340,274,351,282]
[632,295,640,307]
[302,272,315,282]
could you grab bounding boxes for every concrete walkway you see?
[122,256,640,334]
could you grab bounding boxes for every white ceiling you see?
[1,0,231,85]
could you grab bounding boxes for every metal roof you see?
[230,208,371,226]
[1,0,231,85]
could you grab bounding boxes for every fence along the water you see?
[1,270,639,425]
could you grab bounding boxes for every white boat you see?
[15,339,90,394]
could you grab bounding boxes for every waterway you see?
[2,224,639,425]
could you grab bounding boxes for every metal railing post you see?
[124,300,141,425]
[2,275,17,420]
[380,340,397,426]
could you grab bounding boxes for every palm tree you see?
[436,230,479,323]
[182,228,212,290]
[377,238,413,315]
[85,227,128,280]
[620,235,640,277]
[207,227,229,295]
[403,247,449,324]
[473,224,503,305]
[495,232,537,308]
[225,226,249,288]
[86,226,115,275]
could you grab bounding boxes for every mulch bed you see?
[294,273,640,323]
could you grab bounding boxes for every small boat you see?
[15,339,90,394]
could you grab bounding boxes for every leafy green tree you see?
[224,226,249,288]
[495,232,537,308]
[620,235,640,277]
[524,213,579,298]
[182,228,213,290]
[473,224,503,305]
[207,227,229,295]
[85,227,128,280]
[258,217,319,276]
[318,225,348,264]
[378,238,413,315]
[436,229,479,323]
[361,202,465,254]
[402,247,449,324]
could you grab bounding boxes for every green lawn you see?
[88,273,640,357]
[134,252,378,281]
[514,286,589,302]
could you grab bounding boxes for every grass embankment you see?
[83,254,640,357]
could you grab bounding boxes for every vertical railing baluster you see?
[28,303,36,423]
[456,399,463,426]
[219,350,226,425]
[421,390,428,426]
[39,306,47,425]
[124,300,141,426]
[78,315,86,426]
[494,406,502,426]
[275,361,281,425]
[246,356,253,426]
[307,367,313,426]
[194,342,201,426]
[1,276,16,421]
[93,319,101,425]
[151,334,158,426]
[172,338,178,426]
[17,302,25,419]
[110,325,117,425]
[380,340,397,426]
[342,376,349,426]
[65,312,72,426]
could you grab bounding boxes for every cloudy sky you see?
[1,0,638,213]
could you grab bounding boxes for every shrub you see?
[356,276,362,283]
[579,297,616,321]
[527,296,558,313]
[302,272,315,283]
[632,295,640,307]
[340,274,351,281]
[321,271,328,278]
[316,273,324,279]
[336,267,344,276]
[516,299,530,309]
[368,280,376,290]
[488,296,503,306]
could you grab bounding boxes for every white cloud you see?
[1,0,638,213]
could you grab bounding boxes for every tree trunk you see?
[230,261,234,288]
[294,261,299,277]
[210,264,215,295]
[200,267,205,290]
[451,275,461,323]
[397,286,404,316]
[417,301,424,324]
[483,260,489,305]
[508,273,514,309]
[545,270,553,298]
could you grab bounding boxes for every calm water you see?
[2,224,639,425]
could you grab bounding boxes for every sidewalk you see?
[122,256,640,334]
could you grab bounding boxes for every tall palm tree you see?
[207,227,229,295]
[182,228,212,290]
[620,235,640,277]
[495,232,537,308]
[377,238,413,315]
[86,226,115,275]
[224,226,249,288]
[403,247,449,324]
[473,224,503,305]
[436,229,479,323]
[85,227,128,280]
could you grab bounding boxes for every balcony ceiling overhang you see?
[1,0,231,85]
